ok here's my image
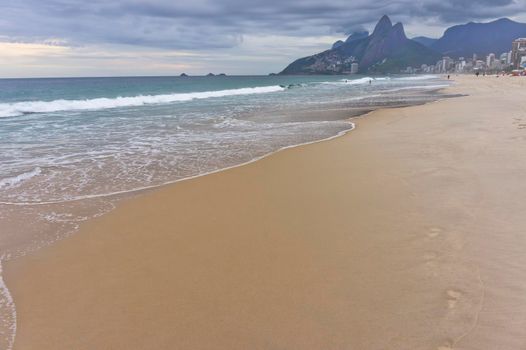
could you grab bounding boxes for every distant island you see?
[179,73,228,77]
[280,15,526,74]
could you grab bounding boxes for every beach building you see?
[438,56,454,73]
[512,38,526,68]
[486,53,495,68]
[500,52,509,64]
[350,62,359,74]
[455,58,467,72]
[474,60,486,70]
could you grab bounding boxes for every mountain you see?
[332,31,369,49]
[412,36,438,47]
[345,31,369,43]
[332,40,344,49]
[280,15,441,74]
[431,18,526,57]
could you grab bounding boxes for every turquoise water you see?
[0,74,448,349]
[0,74,453,250]
[0,75,351,105]
[0,75,447,204]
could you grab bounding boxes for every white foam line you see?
[0,261,16,350]
[0,85,286,118]
[396,74,438,80]
[0,80,450,207]
[0,123,356,206]
[384,84,450,93]
[0,167,42,190]
[0,122,354,350]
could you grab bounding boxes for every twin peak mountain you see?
[280,15,440,74]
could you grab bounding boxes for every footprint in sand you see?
[423,251,438,261]
[423,251,439,276]
[446,289,462,309]
[437,338,454,350]
[427,226,443,238]
[423,251,439,266]
[513,116,526,129]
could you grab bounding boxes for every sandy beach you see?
[4,76,526,349]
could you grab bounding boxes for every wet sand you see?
[5,75,526,349]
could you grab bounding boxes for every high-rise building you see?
[440,56,454,73]
[486,53,495,68]
[474,60,485,70]
[350,63,359,74]
[511,38,526,68]
[499,52,508,64]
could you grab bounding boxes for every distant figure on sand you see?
[476,71,480,77]
[447,75,450,80]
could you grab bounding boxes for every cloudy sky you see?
[1,0,526,78]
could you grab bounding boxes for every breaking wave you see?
[0,85,286,118]
[397,75,438,80]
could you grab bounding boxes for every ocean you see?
[0,74,449,349]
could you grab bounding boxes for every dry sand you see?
[5,76,526,349]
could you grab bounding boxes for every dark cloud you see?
[1,0,525,49]
[422,0,523,22]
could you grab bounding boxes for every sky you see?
[1,0,526,78]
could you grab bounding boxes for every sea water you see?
[0,74,449,349]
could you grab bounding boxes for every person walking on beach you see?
[447,75,450,80]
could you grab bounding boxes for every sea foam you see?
[397,75,438,80]
[0,167,42,190]
[0,85,286,118]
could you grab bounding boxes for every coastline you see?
[5,75,526,349]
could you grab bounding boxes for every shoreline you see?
[0,85,453,350]
[1,84,454,350]
[0,87,449,208]
[0,94,453,207]
[0,85,449,266]
[5,75,526,349]
[0,124,357,208]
